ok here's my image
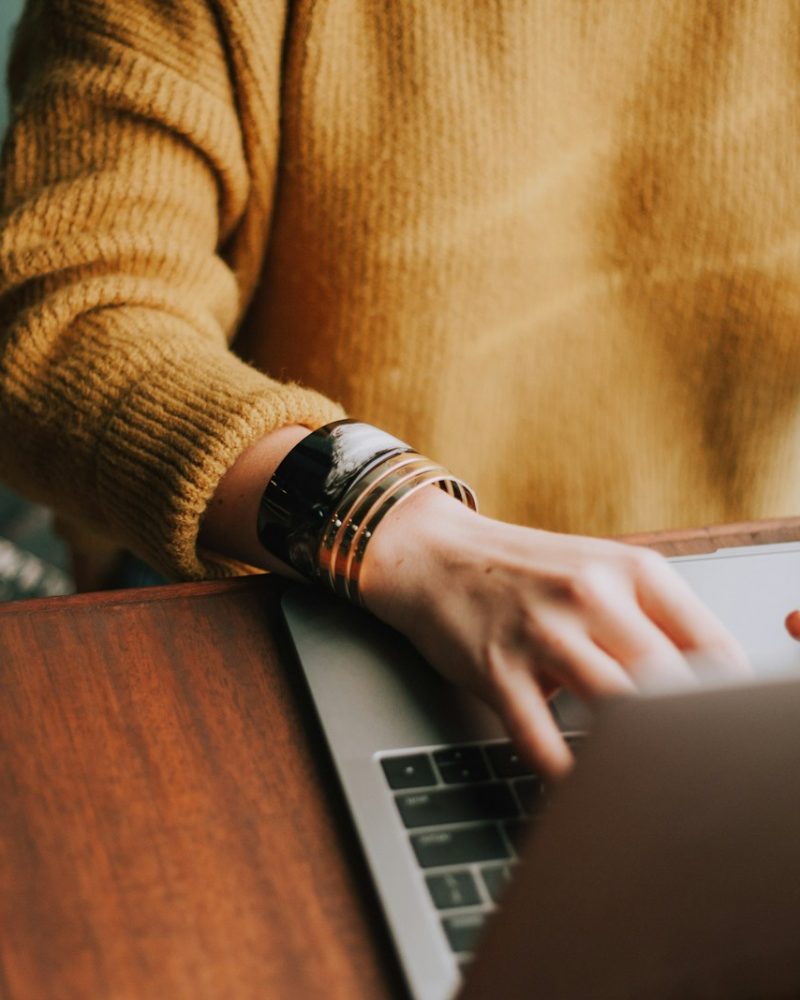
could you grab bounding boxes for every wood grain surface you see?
[0,576,405,1000]
[620,515,800,556]
[1,518,799,999]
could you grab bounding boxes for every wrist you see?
[358,485,480,622]
[255,419,477,603]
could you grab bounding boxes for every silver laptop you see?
[281,542,800,1000]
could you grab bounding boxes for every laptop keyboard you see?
[379,738,582,960]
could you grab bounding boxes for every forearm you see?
[199,425,312,574]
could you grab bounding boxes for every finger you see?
[634,559,752,677]
[489,660,572,780]
[786,610,800,641]
[533,623,637,701]
[588,595,698,690]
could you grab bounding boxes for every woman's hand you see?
[360,488,751,779]
[200,427,751,780]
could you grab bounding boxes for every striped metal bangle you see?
[317,451,477,605]
[257,419,411,578]
[258,418,478,603]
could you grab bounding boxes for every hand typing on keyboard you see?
[359,488,751,779]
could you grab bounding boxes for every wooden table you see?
[2,518,799,999]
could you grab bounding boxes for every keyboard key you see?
[426,870,481,909]
[442,912,487,954]
[395,783,518,829]
[381,753,437,789]
[480,863,512,904]
[411,825,510,867]
[503,819,529,852]
[513,776,543,814]
[433,746,490,784]
[485,742,534,779]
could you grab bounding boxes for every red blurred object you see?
[784,610,800,641]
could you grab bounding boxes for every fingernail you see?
[785,610,800,641]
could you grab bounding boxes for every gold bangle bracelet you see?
[315,448,477,604]
[318,453,438,590]
[344,471,477,605]
[329,460,444,598]
[337,460,465,589]
[257,418,478,602]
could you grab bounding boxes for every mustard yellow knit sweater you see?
[1,0,800,580]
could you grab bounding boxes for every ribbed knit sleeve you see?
[0,0,344,579]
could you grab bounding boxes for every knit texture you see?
[2,0,800,578]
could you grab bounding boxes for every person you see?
[7,0,796,779]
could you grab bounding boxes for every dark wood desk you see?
[2,519,800,999]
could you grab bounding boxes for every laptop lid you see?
[461,673,800,1000]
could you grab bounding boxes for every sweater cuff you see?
[95,334,344,581]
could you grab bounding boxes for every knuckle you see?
[567,563,615,607]
[627,545,668,577]
[530,620,573,668]
[519,603,547,642]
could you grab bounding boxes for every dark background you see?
[0,0,74,600]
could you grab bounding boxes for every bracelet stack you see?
[257,420,478,605]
